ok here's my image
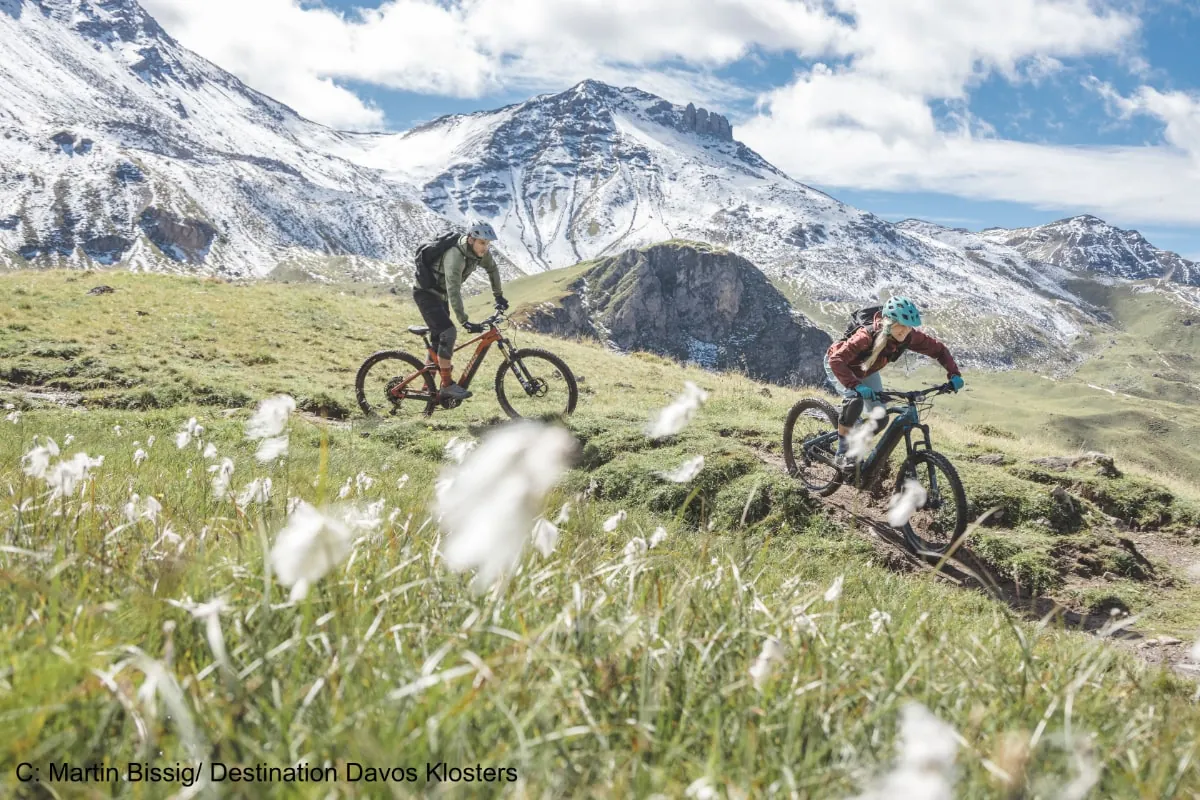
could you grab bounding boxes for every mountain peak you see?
[981,215,1199,285]
[30,0,168,45]
[569,78,617,95]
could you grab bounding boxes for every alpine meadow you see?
[5,1,1200,799]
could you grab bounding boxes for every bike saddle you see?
[407,326,429,335]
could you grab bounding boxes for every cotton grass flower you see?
[237,478,272,506]
[255,436,288,463]
[603,510,627,532]
[46,453,104,500]
[21,437,60,480]
[245,395,294,464]
[623,536,648,564]
[531,518,559,557]
[851,701,960,800]
[435,420,577,593]
[270,501,355,602]
[202,443,218,460]
[646,381,709,439]
[869,609,892,636]
[5,410,21,424]
[658,455,705,483]
[245,395,295,439]
[649,526,668,548]
[824,575,844,602]
[175,417,203,449]
[846,405,887,463]
[133,448,148,466]
[208,458,234,500]
[887,479,928,528]
[444,436,477,463]
[748,637,786,691]
[685,777,719,800]
[123,494,162,524]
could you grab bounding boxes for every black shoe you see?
[438,382,472,402]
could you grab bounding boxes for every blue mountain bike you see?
[782,383,968,557]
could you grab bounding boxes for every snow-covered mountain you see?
[4,0,1196,368]
[333,80,1099,365]
[981,215,1199,286]
[0,0,451,278]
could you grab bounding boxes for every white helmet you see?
[467,220,497,241]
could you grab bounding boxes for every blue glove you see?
[855,384,876,401]
[949,375,964,392]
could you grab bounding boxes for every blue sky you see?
[146,0,1200,257]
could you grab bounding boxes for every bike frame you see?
[387,320,533,405]
[807,400,934,489]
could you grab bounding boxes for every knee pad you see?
[839,397,863,427]
[437,327,457,360]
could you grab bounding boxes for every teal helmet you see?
[882,296,921,327]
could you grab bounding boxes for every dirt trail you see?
[750,444,1200,680]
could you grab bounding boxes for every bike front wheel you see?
[893,450,968,559]
[494,348,578,419]
[782,397,843,497]
[355,350,437,418]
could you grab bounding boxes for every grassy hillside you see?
[2,270,1200,797]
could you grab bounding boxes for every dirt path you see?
[750,445,1200,680]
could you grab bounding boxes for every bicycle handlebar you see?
[873,382,955,404]
[481,303,510,327]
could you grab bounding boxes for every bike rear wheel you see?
[355,350,437,418]
[782,397,843,497]
[893,450,968,559]
[495,348,578,419]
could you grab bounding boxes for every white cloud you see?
[139,0,1200,227]
[1118,87,1200,160]
[141,0,842,129]
[736,0,1200,226]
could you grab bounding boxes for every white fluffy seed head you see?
[436,421,577,593]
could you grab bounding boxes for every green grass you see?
[2,270,1200,797]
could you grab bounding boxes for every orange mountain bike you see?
[355,304,578,419]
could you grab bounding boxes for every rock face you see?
[680,102,733,140]
[138,207,215,262]
[522,241,832,386]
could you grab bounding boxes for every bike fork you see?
[502,346,539,394]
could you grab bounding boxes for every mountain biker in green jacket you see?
[412,221,509,402]
[824,296,964,465]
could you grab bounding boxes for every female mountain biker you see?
[824,296,964,464]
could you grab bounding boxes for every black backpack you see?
[413,230,462,290]
[838,305,882,341]
[838,305,909,357]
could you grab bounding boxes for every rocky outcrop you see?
[682,103,733,141]
[521,241,832,386]
[138,207,216,263]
